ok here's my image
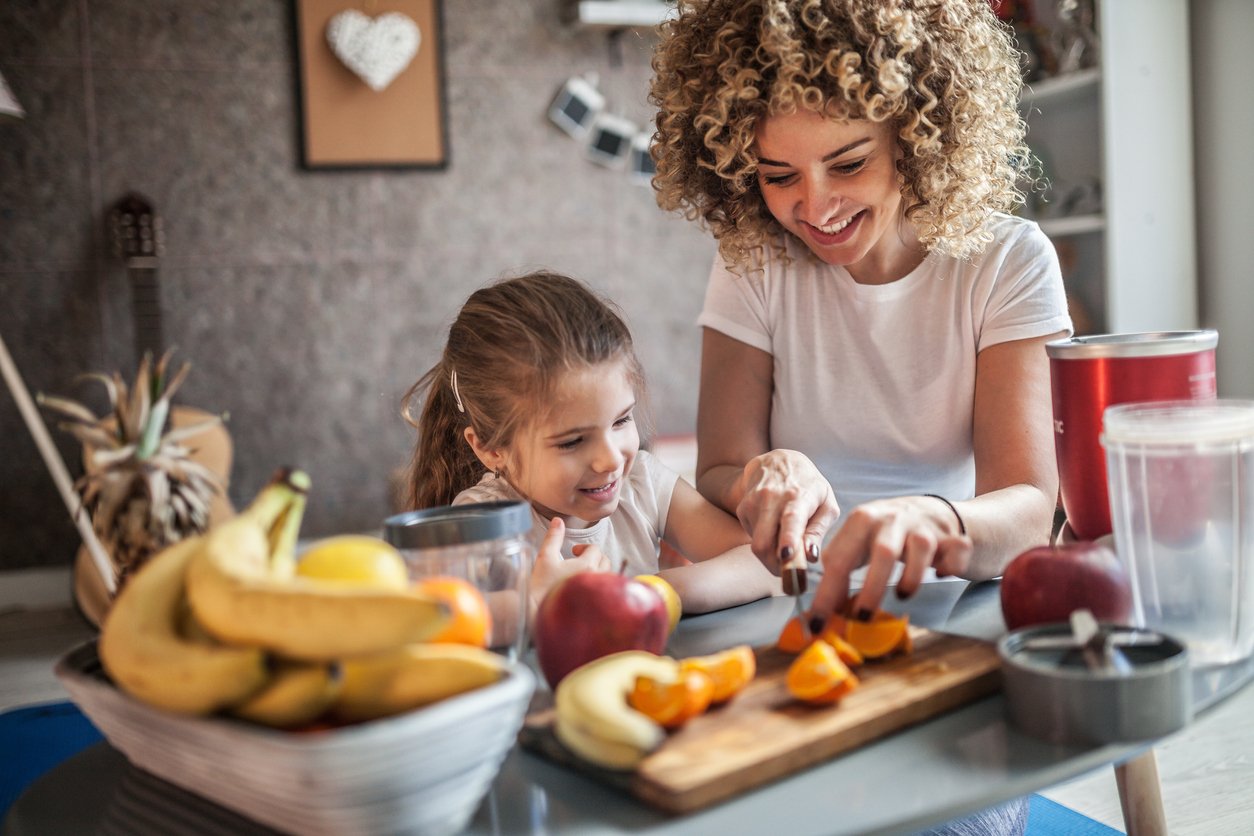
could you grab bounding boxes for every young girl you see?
[403,271,778,621]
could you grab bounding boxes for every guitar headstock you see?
[109,192,164,265]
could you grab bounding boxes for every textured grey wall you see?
[0,1,715,571]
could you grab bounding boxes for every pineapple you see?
[39,350,226,587]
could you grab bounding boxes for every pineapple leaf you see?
[35,393,98,424]
[162,414,225,447]
[109,371,131,444]
[61,423,123,451]
[137,397,169,460]
[126,354,153,444]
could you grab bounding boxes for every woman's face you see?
[754,109,915,284]
[505,359,640,527]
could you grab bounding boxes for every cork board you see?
[294,0,446,168]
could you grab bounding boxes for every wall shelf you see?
[566,0,675,29]
[1018,0,1195,335]
[1038,213,1105,238]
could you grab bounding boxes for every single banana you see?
[230,661,342,729]
[333,643,507,723]
[98,536,270,715]
[185,470,450,661]
[553,651,680,770]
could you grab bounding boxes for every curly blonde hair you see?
[649,0,1032,266]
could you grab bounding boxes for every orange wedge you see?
[843,610,910,659]
[628,668,715,729]
[776,615,811,654]
[680,645,756,704]
[786,640,860,704]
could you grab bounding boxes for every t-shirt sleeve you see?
[977,218,1074,351]
[696,256,774,354]
[636,450,680,541]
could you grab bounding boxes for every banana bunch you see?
[99,468,506,729]
[554,651,681,770]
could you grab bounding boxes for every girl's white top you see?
[453,449,679,576]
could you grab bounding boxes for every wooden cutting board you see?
[519,626,1001,814]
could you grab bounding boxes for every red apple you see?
[1000,541,1133,631]
[533,572,669,689]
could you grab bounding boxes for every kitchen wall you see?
[0,0,715,572]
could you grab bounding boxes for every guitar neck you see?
[128,265,164,361]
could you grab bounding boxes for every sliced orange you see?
[818,625,865,667]
[628,668,715,729]
[412,576,492,647]
[776,616,811,654]
[680,645,756,704]
[786,640,860,704]
[843,610,910,659]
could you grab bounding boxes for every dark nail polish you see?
[809,616,826,636]
[856,608,873,622]
[895,587,909,600]
[780,546,794,562]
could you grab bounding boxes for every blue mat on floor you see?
[0,701,103,819]
[1027,793,1123,835]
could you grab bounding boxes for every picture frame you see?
[293,0,447,170]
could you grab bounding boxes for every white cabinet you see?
[1018,0,1196,335]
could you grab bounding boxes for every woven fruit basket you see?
[56,640,535,836]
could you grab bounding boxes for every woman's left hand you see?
[808,495,972,620]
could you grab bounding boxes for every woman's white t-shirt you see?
[453,449,679,576]
[698,213,1072,516]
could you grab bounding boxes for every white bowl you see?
[56,640,535,836]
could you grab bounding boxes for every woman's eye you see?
[833,159,866,175]
[761,172,794,186]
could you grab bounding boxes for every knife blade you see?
[782,560,810,641]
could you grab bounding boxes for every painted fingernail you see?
[809,616,826,636]
[855,608,873,622]
[807,543,820,562]
[895,587,909,600]
[780,546,794,562]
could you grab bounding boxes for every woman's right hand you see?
[736,449,841,574]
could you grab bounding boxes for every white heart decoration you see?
[326,10,421,92]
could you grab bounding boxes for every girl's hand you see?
[527,518,613,618]
[809,496,973,620]
[736,449,841,573]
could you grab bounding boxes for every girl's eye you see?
[613,414,634,428]
[556,437,582,451]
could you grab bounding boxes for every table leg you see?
[1114,749,1167,836]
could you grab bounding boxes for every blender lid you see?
[384,501,532,548]
[1103,399,1254,445]
[1046,330,1218,359]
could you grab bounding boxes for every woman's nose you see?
[798,176,835,223]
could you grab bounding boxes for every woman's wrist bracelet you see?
[923,494,966,536]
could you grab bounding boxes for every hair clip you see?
[450,369,465,413]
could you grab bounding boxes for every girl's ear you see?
[463,426,506,473]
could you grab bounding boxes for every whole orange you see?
[413,576,493,648]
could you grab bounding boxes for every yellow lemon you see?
[296,535,409,590]
[636,574,682,633]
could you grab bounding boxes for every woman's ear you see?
[463,427,506,473]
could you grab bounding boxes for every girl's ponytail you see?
[403,361,482,509]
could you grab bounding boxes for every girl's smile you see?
[497,358,640,527]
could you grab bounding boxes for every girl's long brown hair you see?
[402,272,647,509]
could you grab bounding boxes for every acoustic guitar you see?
[74,193,236,626]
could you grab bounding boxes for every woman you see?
[649,0,1071,622]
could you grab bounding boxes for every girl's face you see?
[754,109,917,284]
[506,359,640,526]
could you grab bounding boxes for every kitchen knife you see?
[782,558,810,640]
